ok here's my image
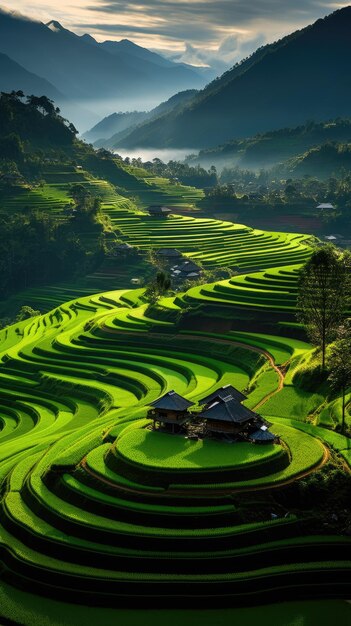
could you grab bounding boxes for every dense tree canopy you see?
[0,210,104,299]
[297,246,351,368]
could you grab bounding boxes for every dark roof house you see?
[151,390,194,412]
[198,391,277,443]
[147,205,172,217]
[199,395,258,425]
[149,391,194,433]
[248,427,276,443]
[200,384,246,406]
[177,260,202,274]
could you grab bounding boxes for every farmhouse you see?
[147,205,172,217]
[149,390,194,434]
[201,384,246,405]
[149,385,276,443]
[198,395,275,443]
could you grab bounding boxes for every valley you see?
[0,3,351,622]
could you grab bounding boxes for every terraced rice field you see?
[180,265,301,311]
[0,162,314,326]
[1,163,312,273]
[117,162,205,209]
[105,212,311,270]
[0,285,349,611]
[1,162,350,618]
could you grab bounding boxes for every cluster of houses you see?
[155,248,203,283]
[148,385,277,445]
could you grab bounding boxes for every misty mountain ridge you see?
[0,52,62,101]
[84,90,198,146]
[0,7,207,130]
[115,6,351,150]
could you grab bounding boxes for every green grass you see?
[173,420,325,490]
[260,386,325,420]
[117,428,283,470]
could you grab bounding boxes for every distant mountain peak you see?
[46,20,65,32]
[119,39,139,47]
[80,33,98,46]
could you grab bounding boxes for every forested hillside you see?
[117,7,351,149]
[191,119,351,170]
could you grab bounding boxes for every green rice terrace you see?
[0,277,350,613]
[0,157,350,623]
[0,160,312,320]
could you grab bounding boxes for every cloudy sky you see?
[6,1,350,69]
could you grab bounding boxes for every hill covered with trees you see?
[190,119,351,170]
[0,92,102,301]
[117,7,351,149]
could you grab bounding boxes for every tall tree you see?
[145,270,172,304]
[155,270,171,294]
[328,336,351,432]
[297,246,351,368]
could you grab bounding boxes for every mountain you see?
[84,90,198,147]
[117,7,351,149]
[190,119,351,170]
[100,39,177,69]
[0,8,205,125]
[84,35,208,77]
[0,52,62,100]
[83,111,148,145]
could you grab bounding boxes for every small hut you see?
[248,426,276,444]
[149,391,194,434]
[147,205,172,218]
